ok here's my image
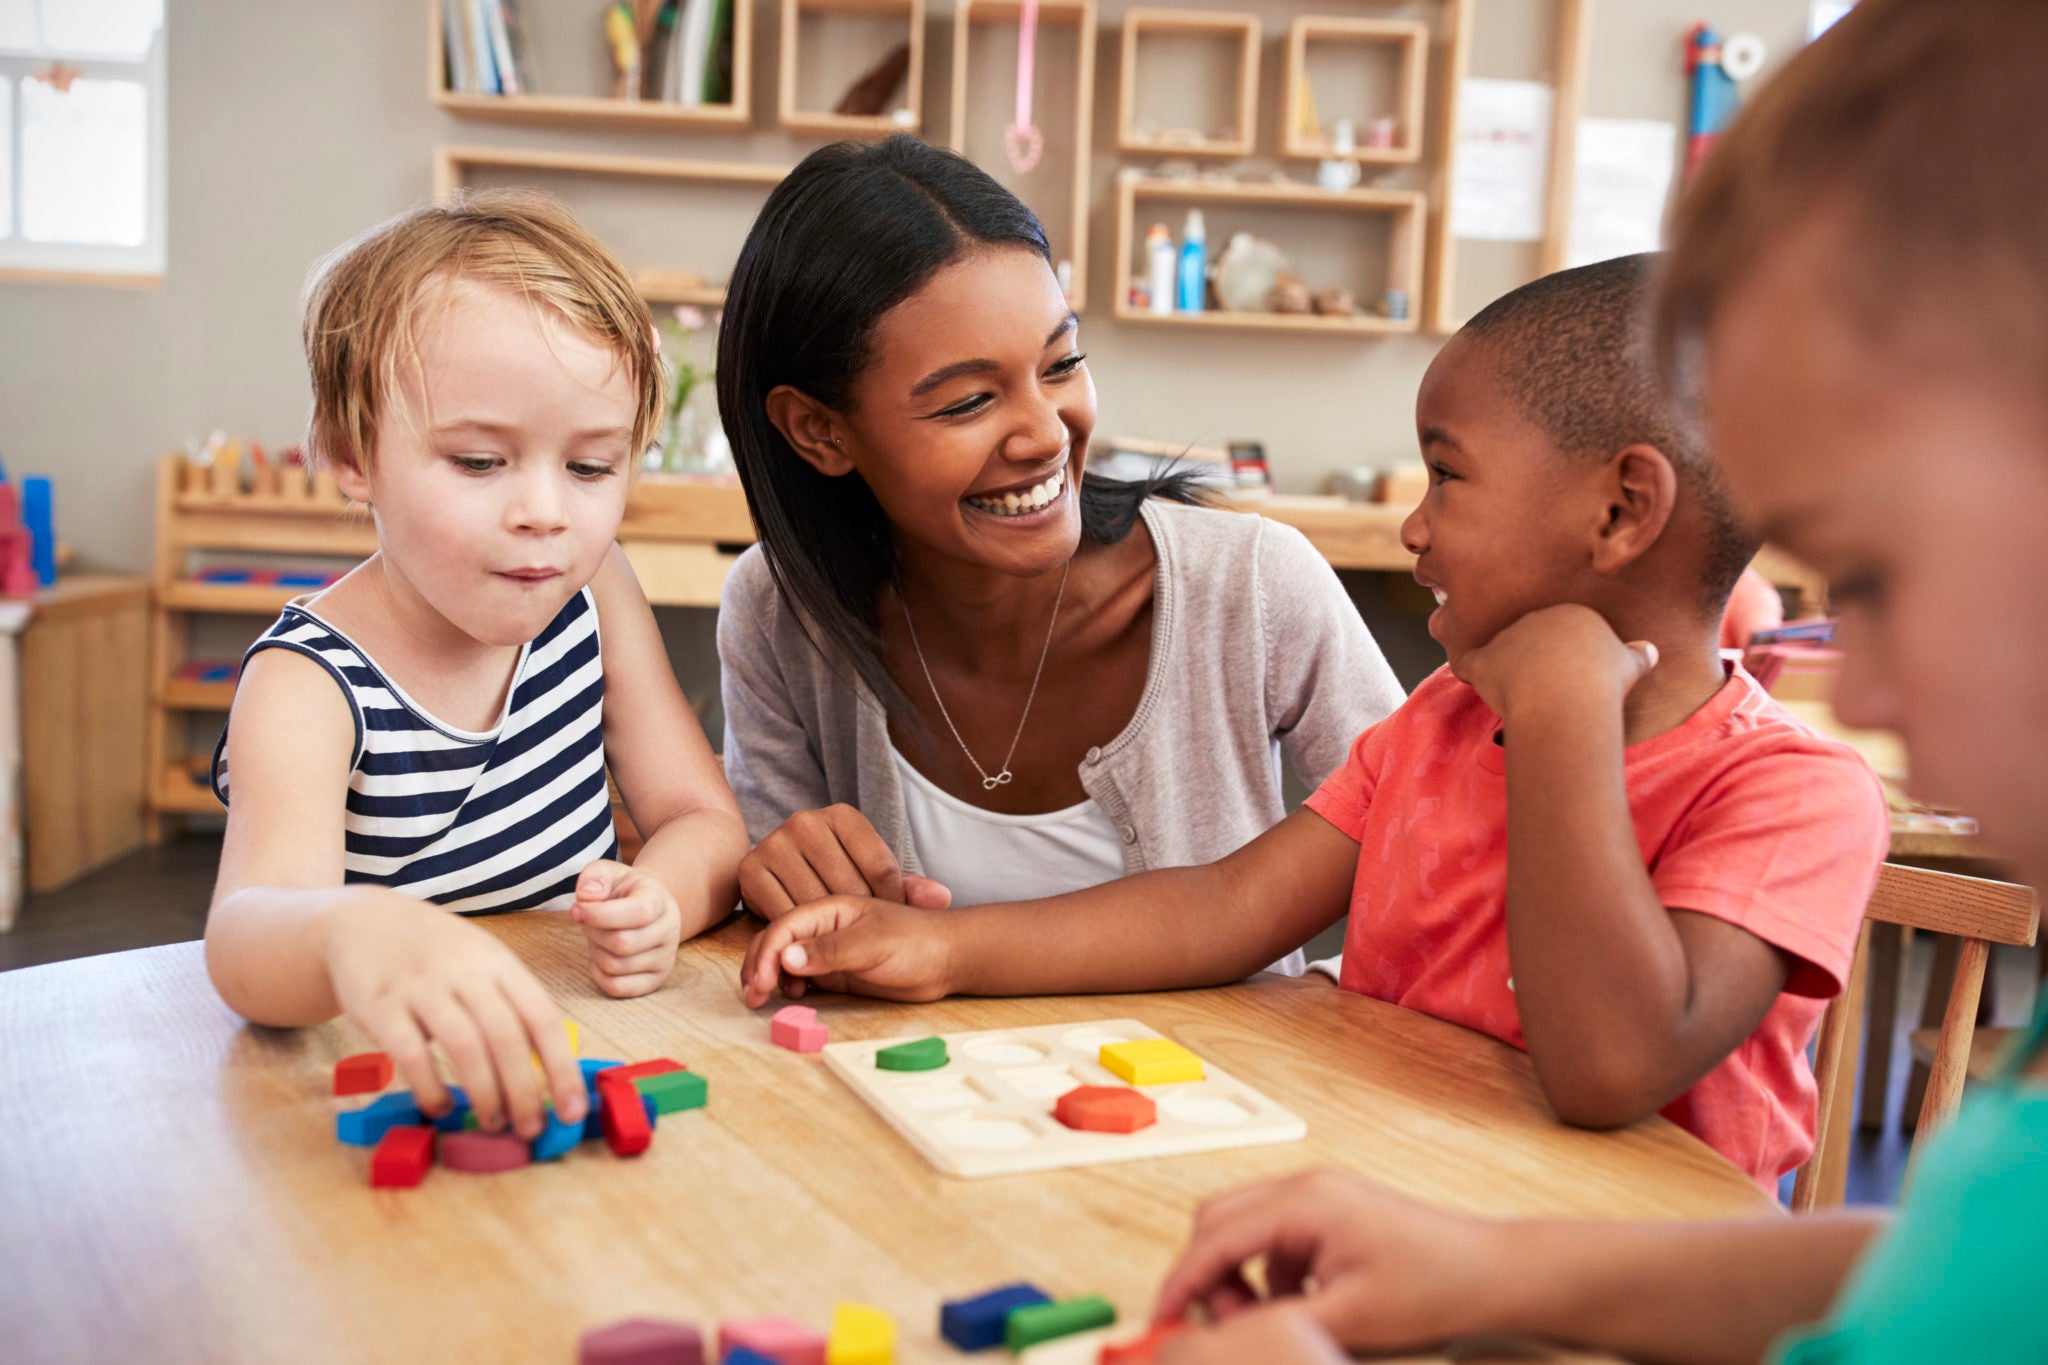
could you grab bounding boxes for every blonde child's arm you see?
[208,648,587,1138]
[739,807,1360,1006]
[576,547,748,995]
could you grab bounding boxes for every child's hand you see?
[323,890,586,1139]
[738,804,953,919]
[1156,1307,1349,1365]
[571,859,683,998]
[1153,1169,1511,1355]
[1454,603,1659,721]
[738,895,954,1008]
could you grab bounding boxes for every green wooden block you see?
[874,1036,949,1072]
[637,1068,708,1114]
[1005,1296,1116,1352]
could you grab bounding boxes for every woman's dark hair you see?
[717,134,1205,714]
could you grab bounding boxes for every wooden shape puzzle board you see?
[821,1019,1306,1177]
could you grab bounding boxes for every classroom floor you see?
[4,832,2036,1209]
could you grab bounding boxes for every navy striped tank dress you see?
[212,588,617,914]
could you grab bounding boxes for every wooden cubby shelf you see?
[779,0,926,138]
[426,2,756,132]
[1284,17,1429,165]
[1117,9,1261,160]
[1112,176,1426,336]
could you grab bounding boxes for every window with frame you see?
[0,0,166,283]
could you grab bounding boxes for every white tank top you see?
[891,749,1127,908]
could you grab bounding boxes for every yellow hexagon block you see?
[1099,1038,1205,1086]
[827,1301,894,1365]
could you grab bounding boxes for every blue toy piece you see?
[21,477,53,588]
[197,568,255,584]
[274,572,328,588]
[724,1348,777,1365]
[940,1282,1054,1352]
[431,1087,472,1133]
[336,1091,425,1146]
[532,1106,583,1161]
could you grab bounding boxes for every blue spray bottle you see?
[1175,209,1207,314]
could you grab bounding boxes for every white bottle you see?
[1145,224,1175,315]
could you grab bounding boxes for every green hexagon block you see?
[874,1036,949,1072]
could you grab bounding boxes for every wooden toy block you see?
[717,1316,827,1365]
[432,1086,472,1133]
[581,1058,628,1087]
[577,1318,704,1365]
[637,1069,707,1115]
[333,1051,393,1096]
[440,1131,533,1173]
[336,1091,424,1146]
[771,1004,828,1052]
[583,1092,656,1142]
[1006,1297,1117,1353]
[1098,1322,1184,1363]
[725,1350,778,1365]
[1014,1326,1120,1364]
[940,1283,1052,1352]
[874,1036,948,1072]
[825,1302,893,1365]
[564,1019,581,1055]
[369,1125,435,1188]
[821,1020,1305,1177]
[532,1106,584,1161]
[1053,1086,1157,1134]
[598,1076,653,1156]
[1098,1039,1204,1086]
[595,1059,685,1090]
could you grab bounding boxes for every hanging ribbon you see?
[1003,0,1045,173]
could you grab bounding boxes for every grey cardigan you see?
[717,498,1405,885]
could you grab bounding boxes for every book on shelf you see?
[443,0,537,97]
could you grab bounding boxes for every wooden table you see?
[0,917,1775,1364]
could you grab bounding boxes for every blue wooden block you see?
[940,1282,1053,1352]
[22,477,53,587]
[275,573,327,588]
[336,1091,424,1146]
[532,1105,583,1161]
[197,567,254,583]
[431,1087,471,1133]
[724,1348,777,1365]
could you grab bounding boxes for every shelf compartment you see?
[161,679,238,712]
[1283,17,1429,165]
[155,762,223,815]
[779,0,926,138]
[1117,9,1260,160]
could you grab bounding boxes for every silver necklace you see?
[899,560,1071,791]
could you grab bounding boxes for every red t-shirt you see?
[1306,665,1888,1184]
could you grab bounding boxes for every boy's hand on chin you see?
[1454,604,1659,721]
[738,896,953,1007]
[572,859,683,998]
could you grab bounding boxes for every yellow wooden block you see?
[827,1301,894,1365]
[1099,1038,1205,1086]
[563,1019,580,1056]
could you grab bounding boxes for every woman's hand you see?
[738,805,951,919]
[323,890,587,1139]
[738,895,957,1007]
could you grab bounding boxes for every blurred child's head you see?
[1658,0,2048,882]
[1403,252,1755,666]
[300,190,661,646]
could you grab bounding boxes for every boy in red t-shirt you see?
[737,253,1889,1184]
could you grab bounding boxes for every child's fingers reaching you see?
[1155,1181,1303,1323]
[412,993,508,1133]
[1156,1306,1348,1365]
[497,971,585,1124]
[455,981,551,1139]
[366,1009,452,1117]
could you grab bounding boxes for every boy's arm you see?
[741,807,1360,1005]
[588,547,749,950]
[1470,607,1791,1127]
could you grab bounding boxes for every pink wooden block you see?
[770,1005,828,1053]
[578,1318,704,1365]
[718,1316,827,1365]
[440,1130,532,1173]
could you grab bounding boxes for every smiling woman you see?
[714,136,1404,951]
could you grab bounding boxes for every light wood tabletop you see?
[0,915,1777,1364]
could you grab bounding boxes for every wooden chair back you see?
[1792,862,2037,1210]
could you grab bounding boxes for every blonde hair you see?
[1657,0,2048,394]
[301,189,664,475]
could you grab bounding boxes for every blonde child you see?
[208,193,747,1140]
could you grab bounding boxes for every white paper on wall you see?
[1449,78,1553,243]
[1567,117,1679,268]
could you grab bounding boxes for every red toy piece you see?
[1053,1086,1158,1134]
[578,1318,704,1365]
[1100,1322,1185,1363]
[717,1316,827,1365]
[333,1052,394,1096]
[369,1125,434,1188]
[595,1059,685,1086]
[0,485,36,599]
[598,1075,653,1156]
[440,1131,533,1173]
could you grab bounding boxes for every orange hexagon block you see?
[1053,1085,1157,1134]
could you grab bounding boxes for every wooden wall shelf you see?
[1112,176,1425,336]
[779,0,926,137]
[1117,9,1260,160]
[1283,17,1429,165]
[426,2,756,132]
[949,0,1097,312]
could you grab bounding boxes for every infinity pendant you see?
[983,772,1015,790]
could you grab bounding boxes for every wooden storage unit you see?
[1112,176,1426,335]
[779,0,926,137]
[426,0,756,132]
[1282,16,1430,165]
[949,0,1097,312]
[1117,9,1260,159]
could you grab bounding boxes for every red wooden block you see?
[595,1059,685,1086]
[1054,1085,1158,1134]
[440,1131,532,1173]
[770,1005,828,1053]
[334,1051,394,1096]
[599,1075,653,1156]
[578,1317,704,1365]
[369,1125,434,1188]
[1100,1322,1184,1363]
